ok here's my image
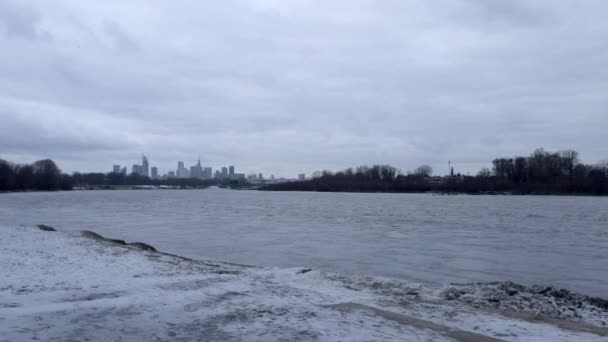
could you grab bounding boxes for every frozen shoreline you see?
[1,226,607,341]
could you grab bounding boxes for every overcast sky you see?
[1,0,607,177]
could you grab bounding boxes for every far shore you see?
[3,186,608,197]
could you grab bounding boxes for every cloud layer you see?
[1,0,607,176]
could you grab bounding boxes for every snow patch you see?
[1,225,607,341]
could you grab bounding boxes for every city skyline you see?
[110,155,280,181]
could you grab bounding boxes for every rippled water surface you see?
[1,189,607,296]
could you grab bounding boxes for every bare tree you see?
[414,165,433,177]
[559,150,579,176]
[477,168,492,178]
[32,159,61,190]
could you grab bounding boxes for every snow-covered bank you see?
[1,227,607,341]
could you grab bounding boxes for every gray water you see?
[1,188,607,297]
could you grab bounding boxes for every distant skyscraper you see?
[229,165,235,176]
[168,171,176,178]
[298,173,306,181]
[190,158,204,178]
[221,166,228,177]
[204,167,212,179]
[113,165,120,173]
[151,167,158,178]
[142,155,149,177]
[177,161,189,178]
[120,166,127,175]
[132,164,140,175]
[258,173,263,180]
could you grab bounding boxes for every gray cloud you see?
[1,0,607,177]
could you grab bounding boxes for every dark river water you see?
[1,188,607,296]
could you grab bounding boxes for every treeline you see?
[262,148,608,195]
[0,158,237,192]
[0,159,72,191]
[263,165,441,193]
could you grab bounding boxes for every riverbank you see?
[1,225,607,341]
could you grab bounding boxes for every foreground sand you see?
[1,226,606,341]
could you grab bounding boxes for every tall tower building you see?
[191,158,204,178]
[177,161,188,178]
[113,165,120,173]
[229,165,235,177]
[151,167,158,178]
[142,155,149,177]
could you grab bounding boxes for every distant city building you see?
[128,154,150,177]
[120,167,127,175]
[221,166,228,177]
[142,155,149,177]
[270,174,275,180]
[204,167,212,179]
[132,164,142,175]
[258,173,263,180]
[190,159,204,178]
[214,170,221,178]
[177,161,189,178]
[113,165,120,173]
[168,171,176,178]
[151,167,158,178]
[229,165,235,177]
[298,173,306,181]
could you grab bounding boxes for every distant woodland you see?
[263,148,608,195]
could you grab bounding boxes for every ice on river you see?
[1,225,607,341]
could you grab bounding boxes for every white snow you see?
[1,226,607,341]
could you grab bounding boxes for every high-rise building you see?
[298,174,306,181]
[113,165,120,173]
[221,166,228,177]
[258,173,264,180]
[168,171,176,178]
[204,167,212,179]
[177,161,189,178]
[142,155,149,177]
[151,167,158,178]
[120,167,127,175]
[132,164,141,175]
[190,158,204,178]
[229,165,235,176]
